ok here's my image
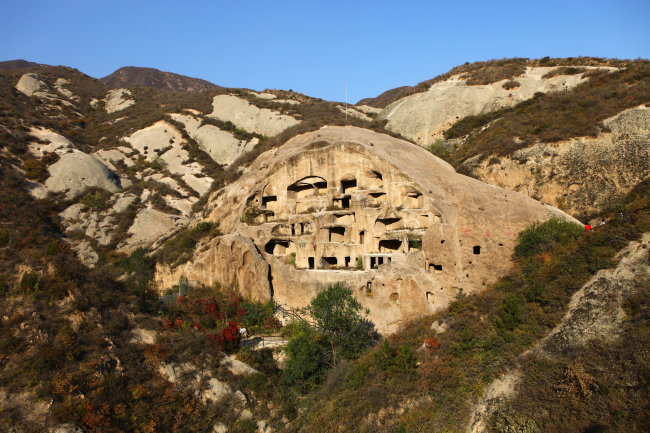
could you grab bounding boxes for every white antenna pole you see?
[345,81,348,122]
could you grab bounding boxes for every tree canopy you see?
[306,283,373,363]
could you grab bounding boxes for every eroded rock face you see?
[170,113,257,165]
[45,151,121,199]
[28,127,75,157]
[120,208,188,253]
[378,66,617,146]
[178,126,577,333]
[155,234,271,302]
[463,106,650,216]
[16,73,53,98]
[209,94,300,137]
[105,88,135,114]
[123,120,214,195]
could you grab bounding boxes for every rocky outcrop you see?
[170,113,258,165]
[120,208,188,252]
[209,95,300,137]
[541,232,650,353]
[15,73,75,106]
[155,234,272,302]
[15,73,54,98]
[45,151,121,199]
[123,120,213,195]
[28,127,75,157]
[124,120,181,158]
[378,66,616,146]
[104,88,135,113]
[463,106,650,216]
[176,126,578,333]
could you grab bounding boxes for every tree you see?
[306,283,373,364]
[282,333,324,392]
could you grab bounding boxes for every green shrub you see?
[374,341,418,377]
[495,294,523,331]
[19,272,40,292]
[119,247,156,300]
[240,299,277,331]
[428,139,452,163]
[156,221,220,266]
[283,334,325,392]
[79,189,110,211]
[514,217,583,259]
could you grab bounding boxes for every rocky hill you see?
[365,57,649,218]
[0,58,647,433]
[100,66,221,92]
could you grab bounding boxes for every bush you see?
[79,189,110,211]
[283,334,325,392]
[119,247,156,300]
[428,139,452,163]
[23,157,48,182]
[503,80,520,90]
[495,294,523,331]
[514,217,583,259]
[374,341,418,378]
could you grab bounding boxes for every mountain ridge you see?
[99,66,221,92]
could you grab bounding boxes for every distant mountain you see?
[0,59,44,70]
[100,66,221,92]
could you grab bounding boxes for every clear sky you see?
[2,0,649,103]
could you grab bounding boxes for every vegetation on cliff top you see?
[444,60,650,167]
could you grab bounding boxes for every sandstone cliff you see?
[158,126,578,333]
[462,105,650,217]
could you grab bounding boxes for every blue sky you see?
[2,0,649,102]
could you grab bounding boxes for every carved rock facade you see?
[160,126,577,333]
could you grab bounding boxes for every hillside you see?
[100,66,222,92]
[0,57,648,433]
[358,57,630,108]
[363,58,649,218]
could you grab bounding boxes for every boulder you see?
[44,151,121,199]
[221,355,259,376]
[51,424,83,433]
[15,73,52,97]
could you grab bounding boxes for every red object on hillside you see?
[585,225,592,231]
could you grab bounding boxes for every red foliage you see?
[82,402,110,433]
[424,337,441,353]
